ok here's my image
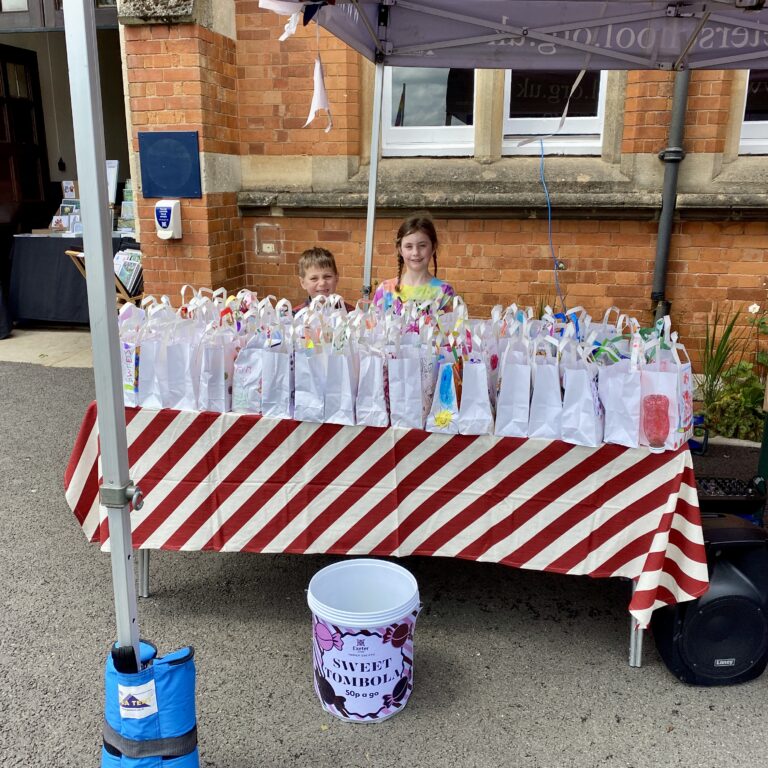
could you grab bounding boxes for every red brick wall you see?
[124,23,245,298]
[134,193,245,297]
[622,71,674,154]
[243,214,768,369]
[236,4,360,157]
[622,70,734,154]
[683,70,735,154]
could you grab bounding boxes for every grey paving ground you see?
[1,358,766,768]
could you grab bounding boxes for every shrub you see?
[706,361,766,441]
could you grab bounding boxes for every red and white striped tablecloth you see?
[64,402,708,627]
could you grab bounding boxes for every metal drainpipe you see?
[652,68,691,322]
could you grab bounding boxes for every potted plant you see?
[697,305,745,441]
[698,304,767,443]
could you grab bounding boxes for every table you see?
[65,402,709,653]
[9,234,137,324]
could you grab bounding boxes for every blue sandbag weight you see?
[102,641,199,767]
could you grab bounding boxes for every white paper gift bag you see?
[419,346,439,424]
[164,318,203,411]
[657,333,694,450]
[120,340,140,407]
[136,298,175,409]
[325,352,357,425]
[261,346,293,419]
[593,306,621,344]
[388,355,423,429]
[458,358,494,435]
[561,354,604,448]
[528,337,562,440]
[477,316,501,408]
[165,337,200,410]
[597,337,642,449]
[198,345,229,413]
[494,347,531,438]
[356,348,389,427]
[197,324,238,413]
[426,359,461,434]
[160,308,205,411]
[640,336,685,452]
[137,334,165,409]
[294,350,328,423]
[117,303,144,408]
[117,300,146,333]
[232,339,265,414]
[398,323,438,425]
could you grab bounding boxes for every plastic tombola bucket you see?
[307,559,420,723]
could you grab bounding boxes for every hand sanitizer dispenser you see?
[155,199,182,240]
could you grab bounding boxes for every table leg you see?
[137,549,150,598]
[629,616,644,667]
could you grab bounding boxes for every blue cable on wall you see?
[539,138,568,315]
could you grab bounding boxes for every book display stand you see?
[65,248,144,308]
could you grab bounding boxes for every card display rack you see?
[65,248,144,308]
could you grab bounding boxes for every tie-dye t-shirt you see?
[372,277,455,313]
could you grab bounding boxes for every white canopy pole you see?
[362,60,384,298]
[63,0,140,667]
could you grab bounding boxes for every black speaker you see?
[651,513,768,685]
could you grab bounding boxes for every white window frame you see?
[502,71,608,156]
[381,66,475,157]
[2,0,29,11]
[739,71,768,154]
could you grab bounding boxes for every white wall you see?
[0,29,129,184]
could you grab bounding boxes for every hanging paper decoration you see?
[304,56,333,133]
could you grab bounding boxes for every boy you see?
[294,247,353,312]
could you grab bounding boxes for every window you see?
[44,0,118,28]
[0,0,39,28]
[382,67,475,157]
[740,70,768,154]
[382,67,606,158]
[52,0,116,8]
[502,70,607,155]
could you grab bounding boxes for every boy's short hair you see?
[298,247,338,277]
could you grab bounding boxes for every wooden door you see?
[0,43,50,233]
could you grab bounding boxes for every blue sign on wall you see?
[138,131,202,199]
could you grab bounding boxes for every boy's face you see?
[300,266,339,299]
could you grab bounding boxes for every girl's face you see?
[399,230,435,276]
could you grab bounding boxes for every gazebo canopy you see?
[262,0,768,71]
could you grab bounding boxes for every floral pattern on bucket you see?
[312,611,418,722]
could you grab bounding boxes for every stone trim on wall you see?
[118,0,195,25]
[237,154,768,221]
[118,0,236,40]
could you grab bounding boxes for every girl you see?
[373,216,455,313]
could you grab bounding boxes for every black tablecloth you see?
[0,282,10,338]
[8,235,138,325]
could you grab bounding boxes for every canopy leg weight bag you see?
[102,641,199,767]
[308,559,420,722]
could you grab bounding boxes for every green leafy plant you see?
[747,302,768,381]
[698,306,745,423]
[529,284,568,319]
[707,361,766,441]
